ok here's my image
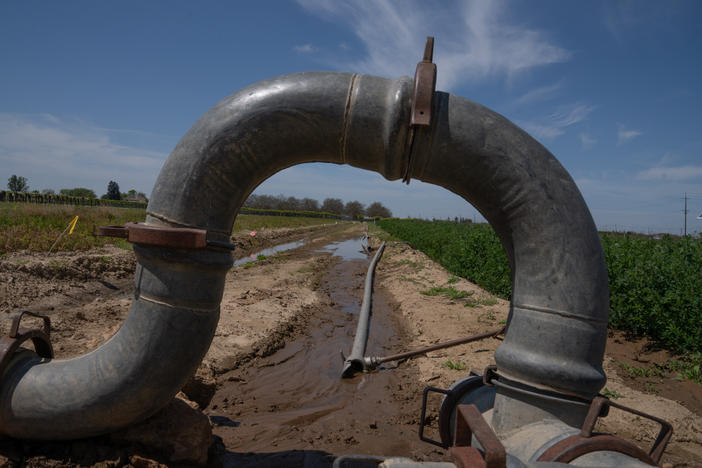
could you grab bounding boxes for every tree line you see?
[244,194,392,218]
[6,175,147,202]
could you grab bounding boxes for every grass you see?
[0,203,146,253]
[0,202,342,254]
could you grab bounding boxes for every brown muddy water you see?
[207,237,441,467]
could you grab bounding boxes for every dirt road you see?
[0,223,700,466]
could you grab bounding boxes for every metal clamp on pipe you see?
[0,311,54,379]
[403,36,437,184]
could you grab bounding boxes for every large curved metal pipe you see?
[0,71,608,439]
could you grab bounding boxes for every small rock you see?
[112,395,212,465]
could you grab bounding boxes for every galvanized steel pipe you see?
[0,71,608,439]
[342,241,386,378]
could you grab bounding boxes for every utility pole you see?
[683,192,689,236]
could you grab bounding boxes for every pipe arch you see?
[0,72,608,438]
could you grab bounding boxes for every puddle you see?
[233,240,305,267]
[315,237,369,261]
[209,246,419,466]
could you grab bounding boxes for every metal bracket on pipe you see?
[0,311,54,379]
[97,222,236,250]
[404,36,437,185]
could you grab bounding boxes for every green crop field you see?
[0,203,339,254]
[378,218,702,355]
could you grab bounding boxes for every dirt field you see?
[0,222,700,466]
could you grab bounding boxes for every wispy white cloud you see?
[579,132,596,149]
[518,122,564,140]
[296,0,570,90]
[0,113,167,194]
[518,102,596,141]
[617,125,642,144]
[637,165,702,181]
[514,82,562,105]
[293,43,317,53]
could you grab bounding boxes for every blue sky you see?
[1,0,700,234]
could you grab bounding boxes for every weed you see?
[617,361,664,379]
[256,254,267,261]
[666,353,702,383]
[447,276,460,284]
[478,311,496,322]
[442,360,466,371]
[602,387,623,399]
[421,286,472,300]
[398,276,424,286]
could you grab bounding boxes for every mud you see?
[210,245,433,467]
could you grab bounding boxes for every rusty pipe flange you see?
[537,395,672,465]
[537,434,657,465]
[97,222,236,250]
[0,311,53,379]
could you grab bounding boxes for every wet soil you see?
[209,243,436,467]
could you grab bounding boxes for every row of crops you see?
[0,190,147,208]
[377,218,702,354]
[0,191,344,219]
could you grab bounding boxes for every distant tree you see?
[120,189,148,202]
[301,197,319,211]
[41,189,56,195]
[321,197,344,215]
[344,200,365,219]
[7,175,29,192]
[60,188,97,198]
[279,195,301,211]
[366,202,392,218]
[106,181,121,200]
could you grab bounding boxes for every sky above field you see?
[1,1,701,234]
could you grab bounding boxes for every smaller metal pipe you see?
[341,241,386,378]
[377,327,503,366]
[363,327,505,370]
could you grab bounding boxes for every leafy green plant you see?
[378,219,702,355]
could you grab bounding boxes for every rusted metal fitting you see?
[403,36,437,185]
[449,404,506,468]
[537,395,672,465]
[0,311,54,378]
[97,222,236,250]
[410,36,437,127]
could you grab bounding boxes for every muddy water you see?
[233,240,306,267]
[208,238,431,467]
